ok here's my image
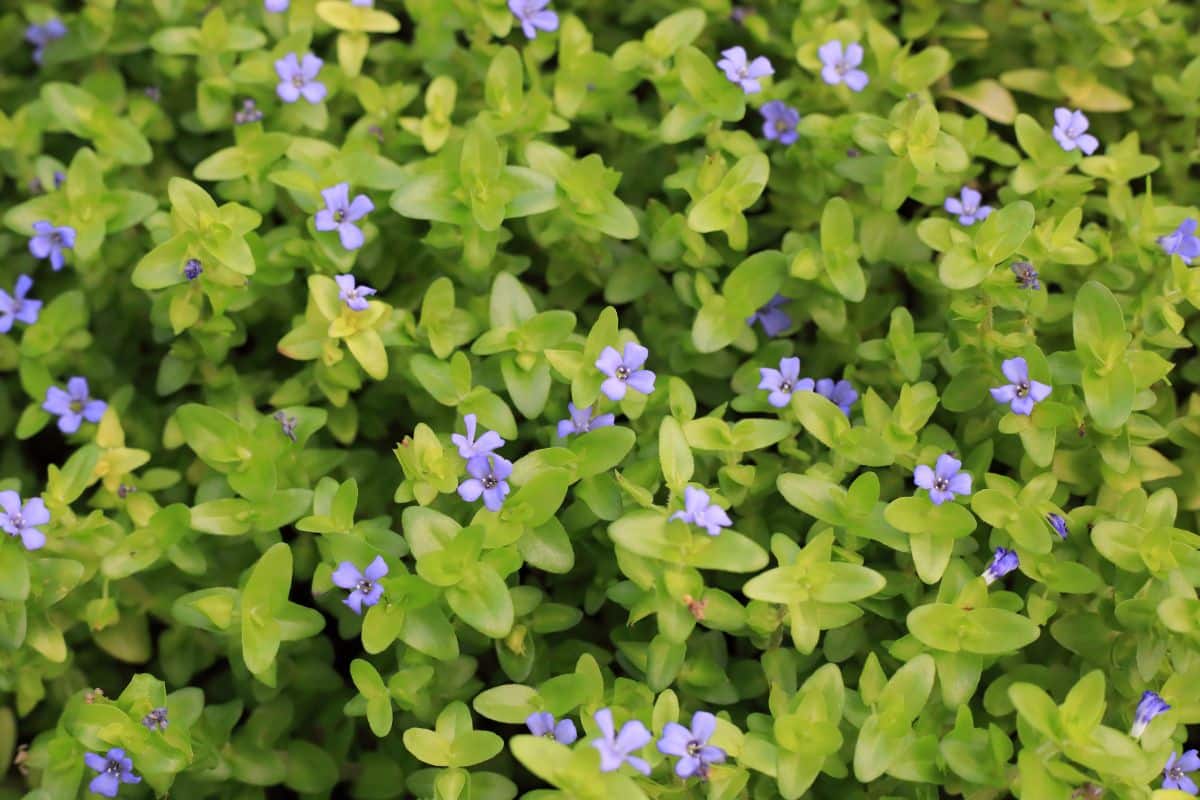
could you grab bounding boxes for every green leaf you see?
[446,567,514,638]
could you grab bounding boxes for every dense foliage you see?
[2,0,1199,798]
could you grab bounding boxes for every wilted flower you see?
[914,453,972,505]
[818,41,869,91]
[982,547,1019,584]
[29,220,76,270]
[657,710,726,780]
[84,749,141,798]
[1011,261,1040,290]
[758,357,813,408]
[990,357,1051,416]
[43,377,106,434]
[25,19,66,65]
[717,46,773,94]
[597,343,656,401]
[1163,750,1200,794]
[316,184,374,251]
[332,556,388,615]
[0,275,42,333]
[142,707,169,732]
[0,491,49,551]
[275,52,326,104]
[1052,108,1099,155]
[746,294,791,336]
[526,712,577,744]
[760,100,800,145]
[557,403,615,438]
[509,0,559,39]
[184,258,203,281]
[1047,513,1069,539]
[944,187,992,226]
[1130,691,1169,738]
[591,708,652,775]
[273,410,297,441]
[458,454,513,512]
[452,413,505,459]
[670,487,732,537]
[815,378,857,416]
[334,273,377,311]
[1159,219,1200,265]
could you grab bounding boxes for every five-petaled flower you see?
[658,710,727,780]
[670,487,732,537]
[29,220,76,271]
[746,294,791,337]
[596,343,656,401]
[1159,219,1200,265]
[84,748,141,798]
[1052,107,1099,155]
[25,19,66,65]
[914,453,972,505]
[760,101,800,145]
[43,377,107,434]
[1163,750,1200,794]
[818,41,869,92]
[452,413,505,460]
[142,707,169,732]
[0,275,42,333]
[982,547,1019,585]
[591,708,652,775]
[557,403,615,438]
[316,183,374,250]
[759,357,813,409]
[526,712,577,744]
[990,357,1051,416]
[509,0,559,39]
[816,378,857,416]
[459,454,513,512]
[1131,690,1170,738]
[0,491,50,551]
[944,187,992,226]
[1011,261,1040,290]
[275,52,327,105]
[1047,513,1069,539]
[717,46,773,94]
[332,556,388,615]
[335,273,377,311]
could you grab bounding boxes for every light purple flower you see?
[331,556,387,615]
[334,274,376,311]
[1159,219,1200,265]
[1131,691,1170,738]
[84,748,141,798]
[914,453,971,505]
[509,0,559,39]
[458,454,513,512]
[351,0,373,5]
[1047,513,1069,540]
[264,0,289,11]
[1052,108,1099,155]
[982,547,1019,585]
[758,357,813,409]
[1011,261,1040,290]
[25,19,66,65]
[596,343,656,401]
[1163,750,1200,794]
[43,377,106,434]
[944,187,992,226]
[526,712,578,744]
[0,275,42,333]
[760,101,800,145]
[670,487,732,537]
[142,707,169,732]
[815,378,857,416]
[717,46,773,94]
[557,403,615,438]
[275,52,327,105]
[818,41,869,92]
[29,220,76,271]
[746,294,791,337]
[0,491,49,551]
[451,413,505,460]
[315,183,373,250]
[989,357,1051,416]
[591,708,652,775]
[657,711,726,780]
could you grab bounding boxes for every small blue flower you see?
[596,343,656,401]
[818,41,868,92]
[989,357,1051,416]
[556,403,615,438]
[0,275,42,333]
[275,52,326,104]
[657,710,726,780]
[509,0,559,39]
[316,184,373,251]
[331,556,387,615]
[29,220,76,270]
[184,259,203,281]
[0,491,49,551]
[43,377,106,434]
[451,414,505,460]
[944,187,992,226]
[142,707,169,732]
[760,101,800,145]
[746,294,791,336]
[1163,750,1200,794]
[1159,219,1200,265]
[913,453,971,505]
[1131,691,1170,739]
[815,378,857,416]
[1011,261,1040,290]
[717,46,773,94]
[1047,513,1069,539]
[670,487,732,537]
[84,748,141,798]
[335,274,376,311]
[526,712,577,744]
[982,547,1019,585]
[459,454,513,512]
[1052,107,1099,155]
[591,708,652,774]
[758,357,813,409]
[25,19,66,65]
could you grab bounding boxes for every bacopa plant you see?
[1,1,1198,799]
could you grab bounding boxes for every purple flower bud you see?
[0,275,42,333]
[1052,107,1099,155]
[1159,219,1200,265]
[913,453,971,505]
[275,52,326,105]
[669,487,732,537]
[1131,691,1170,739]
[142,707,169,732]
[818,41,869,92]
[42,377,106,434]
[981,547,1019,585]
[184,259,203,281]
[316,184,374,251]
[526,712,578,744]
[0,491,50,551]
[758,357,813,409]
[1163,750,1200,794]
[746,294,791,336]
[591,708,652,774]
[234,98,263,125]
[28,220,76,271]
[944,187,992,226]
[83,748,141,798]
[1047,513,1069,540]
[657,711,726,780]
[458,454,513,512]
[331,556,388,615]
[509,0,559,39]
[760,101,800,145]
[334,273,377,311]
[989,357,1051,416]
[1011,261,1040,290]
[717,46,773,94]
[596,343,656,401]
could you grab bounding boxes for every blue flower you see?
[989,357,1051,416]
[1052,107,1099,155]
[746,294,791,336]
[0,491,49,551]
[596,343,656,401]
[758,357,813,408]
[1047,513,1069,539]
[84,749,141,797]
[331,556,388,615]
[1159,219,1200,265]
[25,19,66,65]
[1131,690,1170,739]
[982,547,1019,585]
[913,453,971,505]
[29,220,76,270]
[818,41,868,92]
[451,414,505,460]
[509,0,559,39]
[0,275,42,333]
[335,274,376,311]
[944,187,992,226]
[815,378,857,416]
[43,377,106,434]
[459,454,513,512]
[316,184,373,251]
[1011,261,1040,290]
[1163,750,1200,795]
[142,707,169,732]
[760,101,800,145]
[264,0,289,11]
[275,52,326,104]
[526,712,577,744]
[717,46,773,94]
[657,710,726,780]
[556,403,615,438]
[184,259,203,281]
[591,708,651,774]
[670,487,732,537]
